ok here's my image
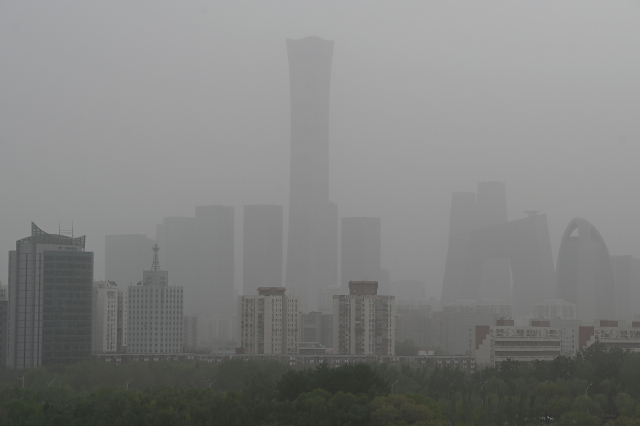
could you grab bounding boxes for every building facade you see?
[127,245,183,354]
[333,281,395,356]
[238,287,299,354]
[441,183,556,316]
[556,218,616,322]
[243,204,283,295]
[396,301,432,348]
[474,319,562,367]
[92,281,128,354]
[7,223,93,368]
[300,311,333,349]
[183,314,198,352]
[340,217,381,292]
[0,284,7,367]
[285,37,338,312]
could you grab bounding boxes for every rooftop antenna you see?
[151,243,161,271]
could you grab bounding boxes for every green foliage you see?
[4,346,640,425]
[276,362,389,400]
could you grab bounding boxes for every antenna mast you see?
[151,244,161,271]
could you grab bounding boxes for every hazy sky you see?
[2,1,640,299]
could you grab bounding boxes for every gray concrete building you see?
[7,223,93,368]
[243,204,283,295]
[441,183,555,316]
[285,36,338,312]
[556,218,616,322]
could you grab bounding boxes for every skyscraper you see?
[285,36,337,312]
[243,204,283,295]
[7,223,93,368]
[556,218,616,322]
[105,234,155,287]
[194,205,235,316]
[441,183,555,316]
[340,217,381,291]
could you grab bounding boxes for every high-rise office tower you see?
[7,223,93,368]
[105,234,155,287]
[156,216,195,304]
[340,217,381,291]
[556,218,616,322]
[243,205,283,295]
[611,256,640,322]
[127,244,183,354]
[195,205,235,316]
[285,36,337,312]
[441,183,555,315]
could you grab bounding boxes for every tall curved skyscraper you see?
[285,37,337,312]
[556,218,616,322]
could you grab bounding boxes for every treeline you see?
[1,344,640,425]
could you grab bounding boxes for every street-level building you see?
[474,319,562,367]
[238,287,299,354]
[127,244,183,354]
[333,281,395,356]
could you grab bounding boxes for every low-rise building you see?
[575,320,640,353]
[474,319,562,367]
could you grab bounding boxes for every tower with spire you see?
[127,243,184,354]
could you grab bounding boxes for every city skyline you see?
[2,3,640,303]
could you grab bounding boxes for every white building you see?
[127,244,183,354]
[92,281,128,353]
[474,319,562,367]
[333,281,395,356]
[238,287,298,354]
[533,299,576,320]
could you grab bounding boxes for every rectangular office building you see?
[7,223,93,368]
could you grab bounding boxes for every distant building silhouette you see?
[243,205,283,295]
[285,36,338,312]
[556,218,616,322]
[340,217,381,292]
[105,234,155,287]
[194,205,235,316]
[7,223,93,368]
[611,255,640,321]
[441,183,555,316]
[156,206,235,320]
